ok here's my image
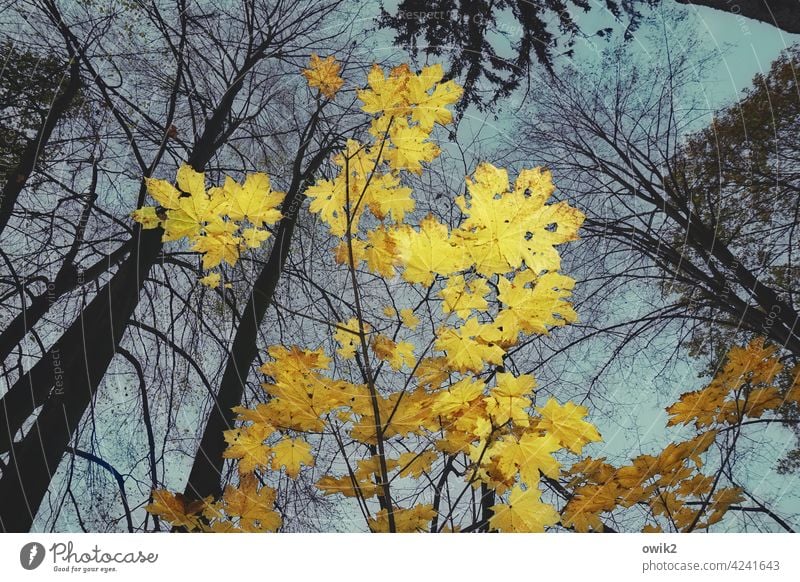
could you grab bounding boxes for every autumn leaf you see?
[131,206,161,229]
[223,474,281,532]
[144,176,181,209]
[406,63,463,130]
[398,308,419,329]
[334,317,366,359]
[384,119,440,174]
[490,432,561,485]
[489,486,560,533]
[371,334,415,370]
[536,398,601,454]
[434,318,505,374]
[368,504,436,532]
[224,172,284,227]
[392,215,462,285]
[222,423,274,473]
[270,437,314,478]
[439,275,489,319]
[199,272,221,289]
[303,53,344,99]
[176,164,205,198]
[396,451,437,478]
[317,475,381,498]
[431,377,486,418]
[485,372,536,426]
[146,490,206,530]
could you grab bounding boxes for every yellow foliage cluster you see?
[132,166,285,287]
[666,339,793,428]
[146,56,600,533]
[562,338,800,532]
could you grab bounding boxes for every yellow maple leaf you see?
[485,372,536,426]
[270,437,314,478]
[384,119,440,174]
[490,432,561,485]
[224,172,284,227]
[414,356,450,388]
[666,384,728,428]
[392,216,463,285]
[146,490,206,530]
[535,398,601,454]
[494,272,577,340]
[513,167,555,202]
[561,493,607,533]
[222,474,281,532]
[259,387,326,432]
[365,226,397,277]
[261,345,331,377]
[232,403,279,427]
[357,63,413,118]
[396,451,437,478]
[434,318,505,374]
[302,53,344,99]
[352,389,433,443]
[334,317,367,359]
[453,163,584,275]
[176,163,206,197]
[317,475,381,498]
[222,423,274,473]
[431,377,486,418]
[398,308,419,329]
[368,504,436,533]
[144,176,181,209]
[307,177,348,236]
[439,275,489,319]
[334,238,367,267]
[199,272,221,289]
[489,485,560,533]
[241,227,271,248]
[406,63,463,130]
[191,229,241,269]
[372,334,415,370]
[365,174,414,221]
[677,474,715,497]
[131,206,161,229]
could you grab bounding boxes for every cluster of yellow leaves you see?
[146,346,332,532]
[306,63,461,240]
[666,338,797,428]
[327,160,583,375]
[146,473,281,533]
[132,166,284,287]
[308,63,593,530]
[562,338,800,533]
[561,432,734,532]
[148,56,599,534]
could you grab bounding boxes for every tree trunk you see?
[182,213,298,501]
[0,241,131,366]
[183,113,329,501]
[0,226,161,532]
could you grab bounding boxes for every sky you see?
[558,2,800,108]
